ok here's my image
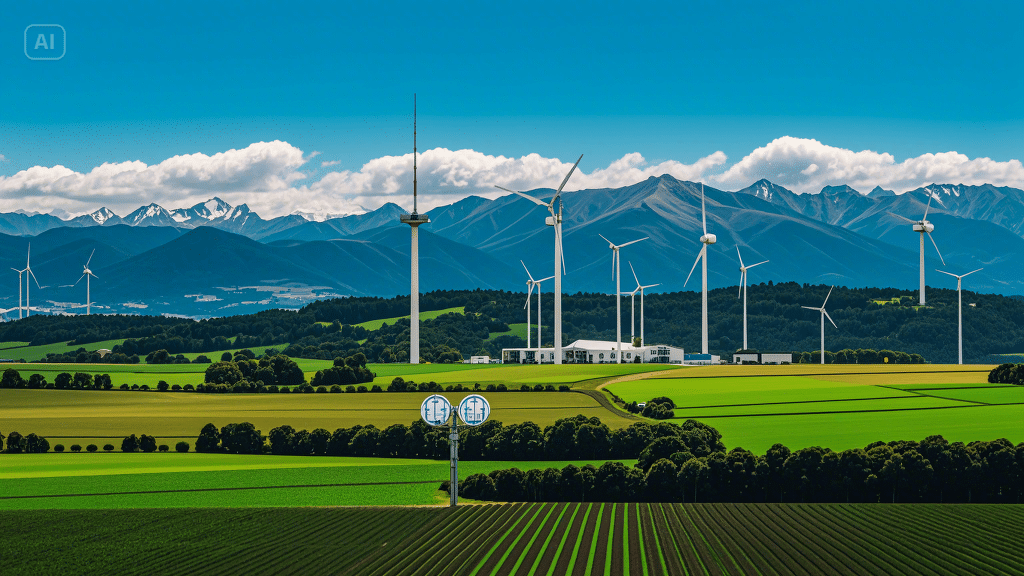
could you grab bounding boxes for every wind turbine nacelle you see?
[913,222,933,233]
[700,233,717,245]
[545,215,561,226]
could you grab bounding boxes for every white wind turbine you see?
[628,262,659,347]
[684,183,716,354]
[74,249,99,315]
[736,247,768,351]
[598,234,648,363]
[936,268,982,365]
[802,286,837,365]
[496,154,583,365]
[21,244,41,317]
[521,261,553,353]
[11,266,25,319]
[891,192,945,305]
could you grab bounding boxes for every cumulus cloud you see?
[0,137,1020,218]
[712,136,1024,194]
[320,160,341,167]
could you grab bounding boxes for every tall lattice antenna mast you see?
[413,94,418,215]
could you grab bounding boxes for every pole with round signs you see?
[420,393,490,507]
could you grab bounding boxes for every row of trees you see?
[1,431,50,453]
[989,363,1024,385]
[790,348,926,364]
[1,369,114,390]
[203,352,306,388]
[461,434,1024,504]
[191,416,725,461]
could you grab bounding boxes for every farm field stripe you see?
[757,505,842,576]
[885,504,1024,569]
[862,505,1018,576]
[629,504,648,576]
[617,503,628,576]
[945,506,1024,555]
[737,505,812,576]
[565,502,598,573]
[652,503,689,575]
[363,506,474,576]
[672,402,985,419]
[666,504,719,576]
[674,395,934,410]
[537,503,580,576]
[520,502,570,576]
[579,502,606,576]
[781,505,889,576]
[482,503,549,576]
[679,504,738,576]
[211,509,338,575]
[382,507,485,576]
[603,503,618,576]
[769,504,868,576]
[551,503,591,576]
[644,369,991,380]
[815,505,943,576]
[505,503,563,576]
[468,503,542,576]
[640,503,670,576]
[496,502,557,576]
[714,504,781,576]
[0,479,444,500]
[838,504,967,576]
[446,506,531,576]
[403,505,495,576]
[691,504,761,576]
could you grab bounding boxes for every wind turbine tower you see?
[399,95,430,364]
[496,154,582,365]
[599,234,648,363]
[629,262,659,347]
[521,261,553,352]
[937,268,982,365]
[893,193,944,305]
[736,247,768,350]
[75,249,99,315]
[11,267,25,319]
[802,286,837,365]
[684,184,716,354]
[22,244,40,318]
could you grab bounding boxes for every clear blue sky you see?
[2,0,1021,180]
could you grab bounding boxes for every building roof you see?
[566,339,643,350]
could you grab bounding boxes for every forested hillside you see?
[1,285,1021,363]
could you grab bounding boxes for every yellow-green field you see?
[603,363,1022,452]
[0,388,634,442]
[316,306,467,331]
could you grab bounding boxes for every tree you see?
[157,380,169,392]
[195,423,221,453]
[269,425,296,455]
[139,434,157,453]
[176,441,190,453]
[103,444,114,452]
[1,368,22,388]
[71,444,82,452]
[221,352,233,362]
[87,444,98,453]
[205,361,244,385]
[680,458,709,502]
[220,422,263,454]
[121,434,140,452]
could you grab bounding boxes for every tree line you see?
[459,433,1024,504]
[989,363,1024,385]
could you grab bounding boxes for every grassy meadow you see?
[603,363,1023,452]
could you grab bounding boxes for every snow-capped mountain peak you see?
[90,207,117,224]
[292,209,353,222]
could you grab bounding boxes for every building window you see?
[626,353,631,359]
[599,353,604,360]
[611,353,616,359]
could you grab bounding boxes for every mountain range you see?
[2,178,1022,317]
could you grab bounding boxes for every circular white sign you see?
[420,394,453,426]
[458,394,490,427]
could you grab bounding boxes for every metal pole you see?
[449,413,459,507]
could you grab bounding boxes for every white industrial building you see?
[502,339,684,364]
[732,352,793,364]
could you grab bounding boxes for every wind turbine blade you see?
[508,189,548,207]
[747,260,769,269]
[29,269,41,289]
[801,306,820,311]
[642,283,660,289]
[558,225,565,274]
[735,246,745,269]
[611,250,616,280]
[74,274,85,287]
[629,261,639,287]
[537,275,555,282]
[822,285,834,307]
[619,237,648,248]
[823,309,838,329]
[684,247,704,287]
[888,212,916,224]
[935,269,957,278]
[553,154,584,197]
[962,268,983,278]
[701,183,707,235]
[597,233,614,246]
[89,272,99,279]
[86,249,95,268]
[521,260,534,282]
[927,232,945,266]
[738,272,743,299]
[923,192,933,219]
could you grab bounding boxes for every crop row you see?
[357,503,1024,576]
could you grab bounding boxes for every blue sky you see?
[1,1,1021,217]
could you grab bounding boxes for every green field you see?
[0,453,628,510]
[318,306,467,331]
[604,364,1022,452]
[2,503,1021,575]
[0,339,127,361]
[485,322,534,342]
[0,387,634,441]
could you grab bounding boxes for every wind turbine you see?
[936,268,982,365]
[684,183,716,354]
[891,192,944,305]
[736,247,768,351]
[802,286,837,365]
[598,234,648,363]
[629,262,659,347]
[496,154,583,365]
[399,94,430,364]
[75,249,99,315]
[521,261,553,353]
[11,267,25,319]
[22,244,41,317]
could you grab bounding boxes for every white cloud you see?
[0,136,1020,218]
[0,154,8,162]
[321,160,341,167]
[712,136,1024,194]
